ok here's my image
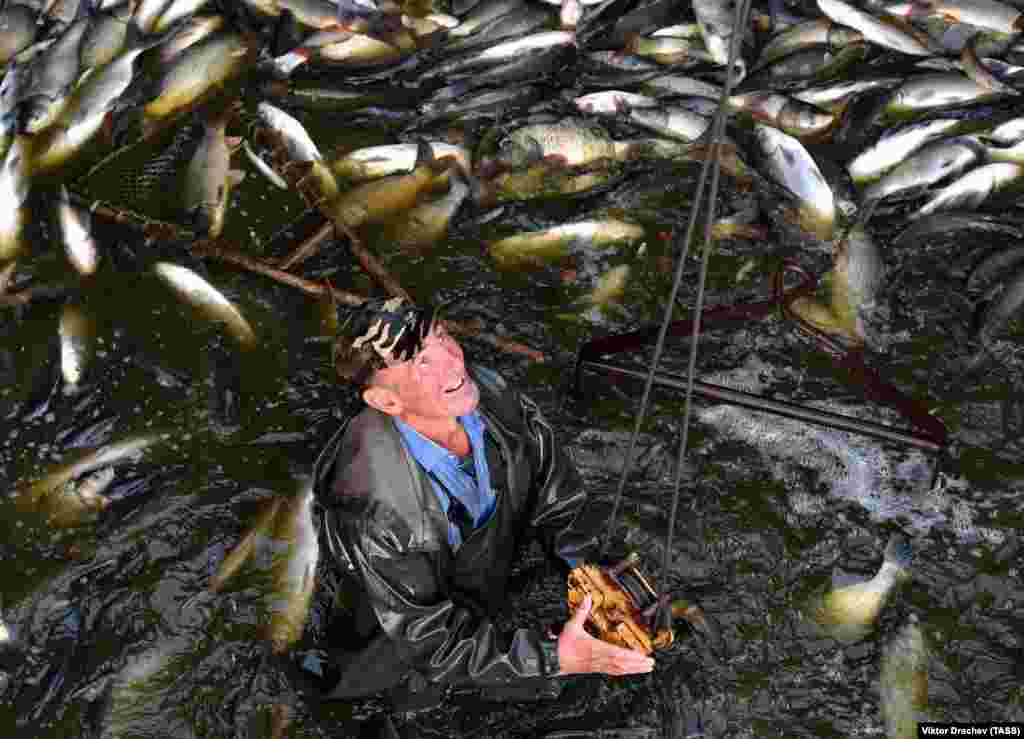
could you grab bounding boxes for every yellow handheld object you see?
[567,552,675,656]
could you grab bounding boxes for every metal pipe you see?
[579,360,945,453]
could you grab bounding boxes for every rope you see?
[598,0,754,618]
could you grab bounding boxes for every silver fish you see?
[0,3,39,66]
[815,534,912,639]
[694,0,747,81]
[848,117,961,184]
[59,302,93,394]
[16,431,167,507]
[817,0,934,56]
[754,123,836,240]
[57,185,100,276]
[243,139,288,189]
[331,141,471,183]
[0,137,30,263]
[266,482,320,653]
[153,262,257,348]
[880,616,929,739]
[256,101,338,200]
[885,72,1002,115]
[862,135,985,204]
[914,161,1024,217]
[42,466,115,527]
[621,103,711,142]
[18,17,90,134]
[143,32,249,120]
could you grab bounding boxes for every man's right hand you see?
[556,594,656,676]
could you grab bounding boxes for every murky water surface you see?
[4,12,1024,739]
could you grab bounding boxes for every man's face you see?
[368,323,480,422]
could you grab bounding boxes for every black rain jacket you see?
[311,364,600,701]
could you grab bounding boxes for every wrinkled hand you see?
[557,595,655,676]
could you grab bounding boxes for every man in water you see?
[311,297,653,734]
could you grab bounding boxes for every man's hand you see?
[556,594,656,676]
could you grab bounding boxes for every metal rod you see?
[580,360,945,453]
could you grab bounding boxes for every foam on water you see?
[696,358,1002,543]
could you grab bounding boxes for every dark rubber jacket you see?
[311,365,600,701]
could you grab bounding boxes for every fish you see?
[184,110,245,237]
[387,165,471,252]
[331,140,449,228]
[41,466,116,527]
[694,0,748,81]
[266,482,320,653]
[913,161,1024,218]
[57,185,100,275]
[883,0,1024,35]
[848,117,962,185]
[78,11,131,69]
[587,263,631,306]
[152,262,257,348]
[755,19,864,70]
[880,616,929,739]
[427,30,575,79]
[0,3,39,66]
[619,102,711,142]
[158,13,224,63]
[752,123,836,241]
[330,141,471,183]
[15,431,167,508]
[243,139,288,189]
[817,0,935,56]
[884,72,1003,117]
[143,32,250,120]
[815,533,913,638]
[256,100,339,201]
[0,138,31,264]
[727,92,836,139]
[210,495,284,592]
[488,219,645,270]
[486,121,639,172]
[58,301,94,395]
[17,17,90,134]
[861,135,985,207]
[830,224,885,343]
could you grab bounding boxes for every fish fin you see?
[884,533,913,570]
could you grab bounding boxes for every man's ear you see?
[363,385,403,416]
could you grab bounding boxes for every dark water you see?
[4,19,1024,739]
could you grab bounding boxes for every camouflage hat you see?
[334,297,438,386]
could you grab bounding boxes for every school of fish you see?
[4,0,1023,734]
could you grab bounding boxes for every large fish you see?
[0,138,30,264]
[184,110,244,237]
[489,219,645,269]
[331,141,450,228]
[880,616,929,739]
[815,534,912,639]
[152,262,257,348]
[387,165,471,252]
[15,432,168,509]
[752,123,836,241]
[57,185,100,275]
[143,32,250,120]
[266,483,320,654]
[817,0,935,56]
